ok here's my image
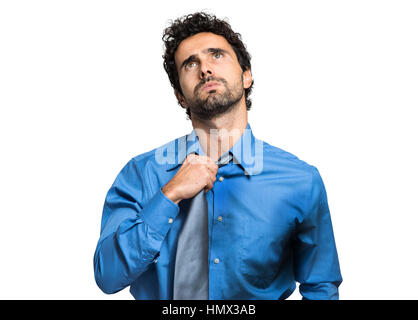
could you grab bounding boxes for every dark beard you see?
[187,76,244,120]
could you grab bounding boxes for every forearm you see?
[294,166,343,300]
[93,188,179,294]
[93,218,163,294]
[300,281,341,300]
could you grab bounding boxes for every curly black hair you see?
[162,12,254,120]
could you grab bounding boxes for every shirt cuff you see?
[140,187,180,238]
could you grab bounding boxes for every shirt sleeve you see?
[293,166,343,300]
[93,158,180,294]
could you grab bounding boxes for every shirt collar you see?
[164,122,262,176]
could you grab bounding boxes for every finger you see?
[197,156,218,174]
[205,176,214,192]
[197,155,215,165]
[204,167,217,183]
[208,161,219,176]
[184,153,198,164]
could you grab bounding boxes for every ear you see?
[175,90,188,108]
[242,67,253,89]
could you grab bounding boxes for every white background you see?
[1,0,417,299]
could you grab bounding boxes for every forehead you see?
[174,32,237,68]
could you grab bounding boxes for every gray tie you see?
[173,152,232,300]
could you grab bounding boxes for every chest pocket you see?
[239,213,294,289]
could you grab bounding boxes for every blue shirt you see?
[93,123,342,300]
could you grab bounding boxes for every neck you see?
[190,99,248,162]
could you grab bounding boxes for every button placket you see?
[210,155,230,274]
[212,170,226,269]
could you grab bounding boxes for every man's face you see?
[174,32,252,120]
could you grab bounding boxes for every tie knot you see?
[216,152,233,167]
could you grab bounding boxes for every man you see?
[93,12,342,300]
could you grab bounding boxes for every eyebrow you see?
[179,48,230,70]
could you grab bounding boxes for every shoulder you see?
[261,140,325,196]
[126,134,186,172]
[261,141,327,218]
[262,140,318,175]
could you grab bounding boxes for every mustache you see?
[194,76,227,93]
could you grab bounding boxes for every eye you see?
[186,61,197,69]
[213,51,223,59]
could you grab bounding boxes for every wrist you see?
[161,185,181,205]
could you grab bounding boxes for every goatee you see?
[187,76,244,120]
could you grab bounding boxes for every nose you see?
[199,60,213,79]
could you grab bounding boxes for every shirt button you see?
[217,216,223,222]
[214,258,220,264]
[168,218,173,224]
[218,176,224,182]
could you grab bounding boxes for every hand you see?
[161,154,218,204]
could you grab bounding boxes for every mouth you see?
[202,81,220,91]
